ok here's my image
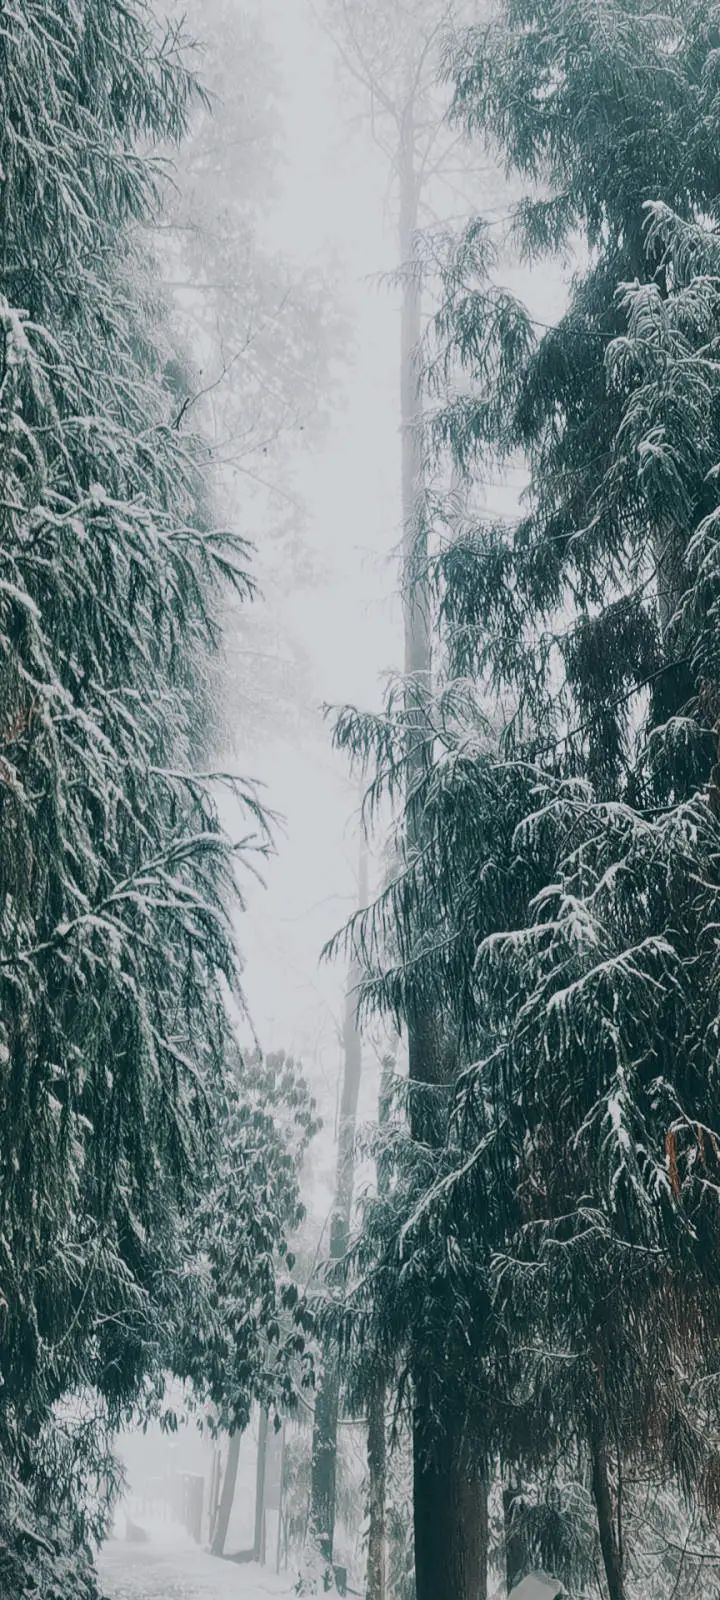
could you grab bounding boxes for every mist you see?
[4,5,718,1600]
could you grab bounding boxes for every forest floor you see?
[97,1526,294,1600]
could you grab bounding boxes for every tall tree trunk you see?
[366,1373,387,1600]
[211,1429,241,1558]
[310,1348,341,1567]
[399,109,429,698]
[254,1407,269,1562]
[502,1469,527,1595]
[208,1446,222,1548]
[589,1420,625,1600]
[310,845,368,1566]
[413,1399,488,1600]
[365,1051,393,1600]
[398,95,487,1600]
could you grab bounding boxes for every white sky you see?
[216,0,569,1173]
[228,0,404,1140]
[112,0,573,1497]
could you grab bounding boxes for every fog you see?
[108,0,571,1563]
[16,3,684,1597]
[235,0,404,1084]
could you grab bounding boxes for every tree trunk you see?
[253,1407,269,1562]
[366,1374,387,1600]
[310,1346,341,1566]
[589,1421,625,1600]
[397,92,487,1600]
[399,110,429,697]
[413,1403,488,1600]
[211,1429,241,1558]
[310,845,367,1565]
[208,1447,222,1549]
[502,1470,527,1595]
[365,1051,393,1600]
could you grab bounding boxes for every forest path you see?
[98,1529,293,1600]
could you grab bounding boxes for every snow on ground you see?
[98,1524,294,1600]
[508,1577,564,1600]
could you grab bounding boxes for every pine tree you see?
[411,5,720,1595]
[330,6,720,1596]
[321,8,504,1592]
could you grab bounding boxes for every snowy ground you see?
[98,1525,294,1600]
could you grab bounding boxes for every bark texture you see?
[366,1374,387,1600]
[502,1472,528,1595]
[590,1421,625,1600]
[211,1428,241,1558]
[398,81,488,1600]
[253,1407,269,1562]
[310,848,367,1564]
[413,1406,489,1600]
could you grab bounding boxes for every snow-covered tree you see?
[0,3,300,1588]
[320,7,507,1595]
[330,6,720,1598]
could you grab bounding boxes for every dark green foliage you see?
[0,3,313,1590]
[441,2,720,778]
[329,3,720,1593]
[170,1049,319,1432]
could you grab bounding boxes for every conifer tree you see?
[331,5,720,1597]
[418,5,720,1596]
[321,8,503,1593]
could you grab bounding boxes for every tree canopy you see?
[0,5,316,1593]
[327,4,720,1597]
